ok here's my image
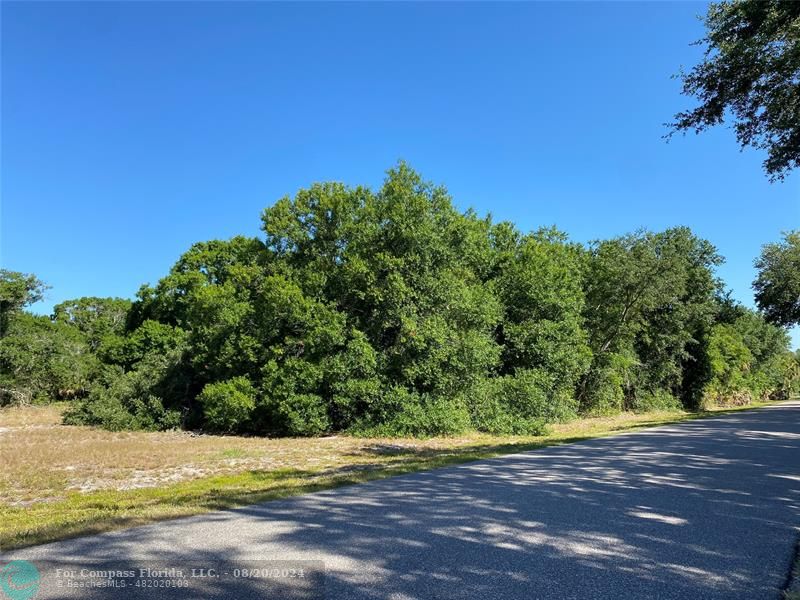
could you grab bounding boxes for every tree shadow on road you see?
[14,403,800,600]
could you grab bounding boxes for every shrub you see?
[263,392,330,436]
[579,347,642,415]
[197,377,256,433]
[469,383,534,435]
[322,330,382,430]
[629,389,682,413]
[579,366,625,416]
[258,358,331,436]
[63,350,185,431]
[351,387,472,437]
[469,369,574,435]
[63,390,135,431]
[703,323,752,406]
[64,390,181,431]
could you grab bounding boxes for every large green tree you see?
[669,0,800,181]
[754,230,800,326]
[705,303,791,404]
[53,297,131,351]
[0,270,48,338]
[0,313,97,404]
[581,228,722,411]
[262,163,504,434]
[493,228,591,406]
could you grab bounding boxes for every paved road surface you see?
[5,401,800,599]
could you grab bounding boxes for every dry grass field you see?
[0,401,772,550]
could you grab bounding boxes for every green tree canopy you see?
[53,297,132,351]
[581,227,723,411]
[0,313,97,403]
[0,270,48,338]
[754,230,800,326]
[669,0,800,181]
[3,165,796,434]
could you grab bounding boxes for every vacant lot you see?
[0,402,770,549]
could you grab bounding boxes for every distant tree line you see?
[1,165,798,436]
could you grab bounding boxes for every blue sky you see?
[2,2,798,344]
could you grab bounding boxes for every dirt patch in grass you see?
[0,401,777,550]
[0,404,493,503]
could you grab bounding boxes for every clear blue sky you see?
[2,2,798,344]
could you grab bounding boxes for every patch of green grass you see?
[0,400,781,551]
[218,448,248,459]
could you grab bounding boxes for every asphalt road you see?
[5,401,800,600]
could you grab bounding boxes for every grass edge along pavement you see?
[0,400,784,551]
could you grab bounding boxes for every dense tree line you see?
[1,165,797,436]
